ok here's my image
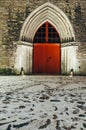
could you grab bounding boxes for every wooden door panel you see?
[33,44,46,73]
[33,44,60,74]
[46,44,60,74]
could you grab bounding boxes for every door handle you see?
[47,57,51,62]
[49,57,51,59]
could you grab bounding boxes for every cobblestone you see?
[0,75,86,130]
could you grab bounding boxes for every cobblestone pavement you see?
[0,76,86,130]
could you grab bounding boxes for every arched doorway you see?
[33,22,61,74]
[15,2,76,75]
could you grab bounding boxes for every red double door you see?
[33,22,61,74]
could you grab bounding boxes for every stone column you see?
[14,41,33,74]
[61,42,80,75]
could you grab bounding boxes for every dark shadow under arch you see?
[33,22,61,43]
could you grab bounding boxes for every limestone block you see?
[14,43,33,74]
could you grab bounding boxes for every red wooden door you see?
[46,44,60,74]
[33,22,61,74]
[33,44,46,73]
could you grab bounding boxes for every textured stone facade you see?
[0,0,86,75]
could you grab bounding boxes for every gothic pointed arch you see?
[20,2,75,43]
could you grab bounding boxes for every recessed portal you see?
[33,22,61,74]
[15,3,75,75]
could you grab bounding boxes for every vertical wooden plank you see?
[33,44,61,74]
[33,44,46,74]
[46,44,61,74]
[46,22,48,43]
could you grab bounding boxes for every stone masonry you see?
[0,0,86,74]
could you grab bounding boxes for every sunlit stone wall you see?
[61,45,79,75]
[14,43,33,74]
[0,0,86,75]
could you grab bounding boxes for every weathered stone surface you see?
[0,76,86,130]
[0,0,86,74]
[73,108,80,114]
[83,123,86,128]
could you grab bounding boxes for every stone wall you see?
[0,0,86,74]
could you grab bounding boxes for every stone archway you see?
[14,2,78,75]
[20,2,75,43]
